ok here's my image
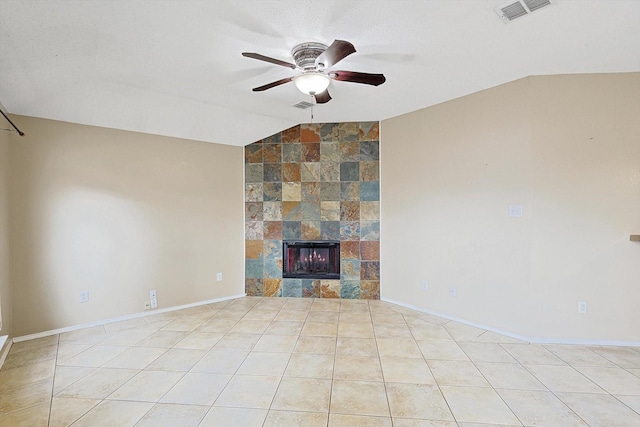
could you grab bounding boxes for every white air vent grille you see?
[524,0,551,12]
[293,101,314,109]
[495,0,552,22]
[501,2,527,21]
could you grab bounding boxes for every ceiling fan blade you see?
[331,70,386,86]
[252,77,293,92]
[315,39,356,69]
[242,52,296,69]
[314,90,332,104]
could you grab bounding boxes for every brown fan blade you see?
[331,70,386,86]
[315,40,356,69]
[242,52,296,69]
[252,77,293,92]
[314,90,332,104]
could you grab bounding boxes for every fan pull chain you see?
[310,103,314,123]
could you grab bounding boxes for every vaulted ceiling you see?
[1,0,639,146]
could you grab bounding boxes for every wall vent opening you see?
[495,0,552,22]
[293,101,314,109]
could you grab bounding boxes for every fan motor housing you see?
[291,42,328,70]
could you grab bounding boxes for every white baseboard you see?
[0,335,12,369]
[13,293,246,343]
[382,297,640,348]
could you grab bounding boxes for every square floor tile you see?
[134,331,188,348]
[49,397,100,427]
[107,370,184,402]
[386,382,454,421]
[336,337,378,357]
[439,386,519,425]
[190,350,248,374]
[497,389,587,426]
[525,364,605,393]
[161,372,231,405]
[55,368,138,399]
[70,400,153,427]
[576,366,640,395]
[213,333,261,351]
[0,360,55,392]
[264,410,327,427]
[544,344,616,367]
[0,379,53,416]
[301,322,338,337]
[102,346,166,369]
[294,336,336,354]
[135,403,208,427]
[417,340,469,361]
[501,344,566,365]
[380,358,435,384]
[392,420,457,427]
[237,352,290,376]
[199,407,267,427]
[476,362,546,390]
[271,377,332,412]
[428,360,490,387]
[590,346,640,368]
[334,355,383,381]
[145,348,207,372]
[57,345,128,367]
[557,392,640,426]
[377,338,422,359]
[331,380,390,417]
[328,414,392,426]
[458,342,517,363]
[263,321,304,335]
[173,332,224,350]
[285,353,335,379]
[214,375,280,409]
[252,334,298,353]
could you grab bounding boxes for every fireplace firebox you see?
[283,241,340,279]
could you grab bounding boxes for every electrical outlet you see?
[449,287,457,297]
[150,290,157,309]
[144,301,151,310]
[79,290,89,303]
[422,280,429,291]
[508,205,523,217]
[578,301,587,314]
[216,272,223,282]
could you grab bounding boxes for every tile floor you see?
[1,297,640,426]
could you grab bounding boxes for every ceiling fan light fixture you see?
[294,73,330,95]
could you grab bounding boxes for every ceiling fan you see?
[242,39,386,104]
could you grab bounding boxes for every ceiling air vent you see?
[495,0,552,22]
[293,101,314,109]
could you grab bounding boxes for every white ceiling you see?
[1,0,639,146]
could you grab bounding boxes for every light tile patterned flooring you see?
[1,297,640,426]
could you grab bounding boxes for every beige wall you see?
[381,73,640,342]
[0,127,12,337]
[10,116,244,336]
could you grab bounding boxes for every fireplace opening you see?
[283,240,340,279]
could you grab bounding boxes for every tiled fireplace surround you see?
[245,121,380,299]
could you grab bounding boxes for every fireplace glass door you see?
[283,241,340,279]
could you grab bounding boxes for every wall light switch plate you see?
[422,280,429,291]
[150,290,157,308]
[509,205,523,217]
[217,272,223,282]
[449,287,457,297]
[578,301,587,314]
[79,290,89,303]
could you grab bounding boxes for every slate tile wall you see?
[244,121,380,299]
